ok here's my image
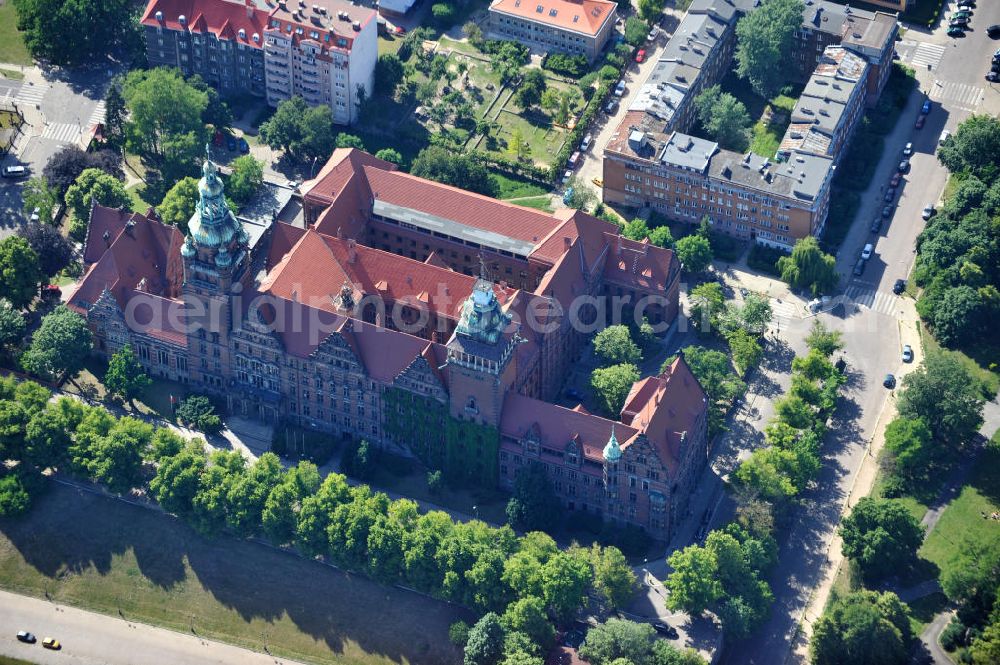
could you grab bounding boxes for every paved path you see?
[0,589,304,665]
[919,609,955,665]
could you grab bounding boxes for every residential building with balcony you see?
[487,0,618,62]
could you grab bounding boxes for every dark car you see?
[853,258,866,276]
[563,630,585,648]
[890,172,901,187]
[884,188,896,202]
[893,279,907,295]
[948,26,966,37]
[915,115,926,129]
[898,159,910,173]
[881,205,893,218]
[238,137,250,153]
[16,631,36,644]
[989,71,999,82]
[883,373,896,389]
[652,622,679,639]
[226,135,237,151]
[921,100,932,114]
[988,24,1000,37]
[950,17,969,27]
[870,217,882,233]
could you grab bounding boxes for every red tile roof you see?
[141,0,268,47]
[83,205,151,266]
[490,0,617,37]
[602,233,679,294]
[301,147,397,207]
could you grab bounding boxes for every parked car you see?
[948,26,966,37]
[902,344,914,363]
[953,9,971,18]
[42,638,60,650]
[883,373,896,389]
[881,204,892,218]
[581,133,593,151]
[898,159,910,173]
[902,141,913,156]
[226,135,237,151]
[568,151,580,168]
[28,206,40,223]
[892,279,907,295]
[16,631,36,644]
[870,216,882,233]
[915,114,926,129]
[647,26,659,41]
[988,24,1000,37]
[393,25,406,35]
[939,129,951,144]
[605,98,619,114]
[890,172,901,187]
[1,164,28,178]
[238,137,250,153]
[921,99,932,114]
[853,258,866,276]
[41,284,61,300]
[988,71,999,82]
[614,80,626,96]
[861,243,874,260]
[591,177,603,187]
[652,622,679,638]
[884,188,896,203]
[563,187,574,205]
[561,170,572,185]
[950,16,969,26]
[212,129,224,146]
[922,204,935,220]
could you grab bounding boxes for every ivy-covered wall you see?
[383,387,499,487]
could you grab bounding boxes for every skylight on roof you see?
[549,8,557,16]
[573,14,579,22]
[536,4,543,13]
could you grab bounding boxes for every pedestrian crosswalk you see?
[86,100,106,128]
[13,82,49,107]
[40,122,80,144]
[931,80,983,111]
[844,285,901,316]
[771,298,800,320]
[909,42,946,71]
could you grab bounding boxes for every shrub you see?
[176,395,223,434]
[449,620,471,646]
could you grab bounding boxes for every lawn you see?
[0,483,466,665]
[0,2,32,66]
[492,170,549,199]
[0,656,36,665]
[506,195,554,212]
[125,183,153,214]
[907,591,950,636]
[749,118,784,160]
[0,67,24,81]
[920,440,1000,581]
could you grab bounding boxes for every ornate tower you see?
[603,425,621,501]
[445,272,518,427]
[181,147,250,390]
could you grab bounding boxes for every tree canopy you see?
[105,345,152,405]
[675,235,713,273]
[157,176,200,232]
[13,0,138,65]
[694,85,751,151]
[593,325,643,366]
[19,222,72,278]
[734,0,805,98]
[410,146,499,198]
[505,464,559,532]
[0,237,43,309]
[259,96,336,163]
[591,363,640,416]
[21,305,93,381]
[839,498,924,582]
[778,237,838,295]
[937,114,1000,181]
[227,155,264,207]
[810,590,911,665]
[65,168,129,230]
[897,350,985,448]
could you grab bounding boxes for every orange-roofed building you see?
[69,147,707,541]
[487,0,618,62]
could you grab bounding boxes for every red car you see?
[915,115,925,129]
[393,25,406,35]
[635,49,646,63]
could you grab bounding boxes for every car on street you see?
[581,133,593,151]
[902,344,913,363]
[922,204,935,220]
[920,100,932,114]
[238,137,249,153]
[226,135,237,151]
[591,177,603,187]
[902,141,913,156]
[870,216,882,233]
[1,164,28,178]
[939,129,951,144]
[881,204,893,218]
[647,26,659,41]
[890,172,901,187]
[42,637,60,650]
[898,159,910,173]
[948,26,966,37]
[563,187,574,205]
[652,622,679,638]
[605,98,619,114]
[893,279,907,294]
[853,258,866,276]
[16,631,36,644]
[953,9,971,18]
[884,188,896,202]
[614,80,626,96]
[950,16,969,26]
[635,49,646,63]
[883,374,896,389]
[988,24,1000,37]
[561,170,572,185]
[915,114,925,129]
[393,25,406,35]
[861,242,874,260]
[988,71,999,82]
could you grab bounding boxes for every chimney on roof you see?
[563,236,572,251]
[336,225,344,239]
[103,229,111,247]
[616,235,622,256]
[124,219,136,237]
[291,289,299,302]
[347,238,357,264]
[245,0,254,19]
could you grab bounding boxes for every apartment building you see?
[777,45,868,162]
[141,0,377,125]
[604,129,834,248]
[487,0,618,62]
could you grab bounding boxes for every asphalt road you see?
[0,589,304,665]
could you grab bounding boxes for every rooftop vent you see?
[155,10,163,21]
[238,28,246,38]
[252,32,260,42]
[352,20,361,31]
[178,14,187,25]
[338,10,350,20]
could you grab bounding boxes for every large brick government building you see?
[68,148,709,540]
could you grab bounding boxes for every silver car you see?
[902,344,913,363]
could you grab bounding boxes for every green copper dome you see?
[186,146,248,252]
[603,425,622,462]
[455,277,511,345]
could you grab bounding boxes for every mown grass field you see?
[0,2,32,66]
[0,483,465,665]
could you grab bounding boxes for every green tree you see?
[0,472,33,517]
[805,320,843,357]
[591,363,640,416]
[839,498,924,582]
[882,417,934,492]
[226,452,283,536]
[411,146,499,198]
[375,148,403,165]
[0,299,26,352]
[450,620,471,647]
[638,0,666,23]
[719,293,773,337]
[297,472,351,556]
[778,237,838,295]
[649,226,674,248]
[227,155,263,207]
[375,53,405,98]
[652,641,706,665]
[593,325,642,366]
[465,612,506,665]
[0,237,43,310]
[336,133,365,150]
[675,235,713,273]
[88,417,154,494]
[157,176,200,232]
[810,590,911,665]
[104,82,127,149]
[677,345,745,435]
[22,177,59,225]
[148,428,186,462]
[502,597,554,651]
[20,222,72,278]
[970,606,1000,665]
[149,441,207,516]
[187,75,232,129]
[727,328,763,375]
[104,345,151,406]
[931,285,986,346]
[542,549,592,622]
[590,544,636,609]
[622,218,650,242]
[515,70,547,111]
[191,449,245,536]
[897,350,985,448]
[24,396,85,469]
[507,127,531,162]
[694,85,751,150]
[505,464,559,531]
[579,618,656,665]
[490,42,528,84]
[734,0,805,98]
[65,167,129,228]
[665,544,722,614]
[688,282,725,334]
[624,16,647,46]
[176,395,223,434]
[21,305,93,382]
[13,0,137,65]
[937,114,1000,181]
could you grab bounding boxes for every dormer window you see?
[465,396,479,414]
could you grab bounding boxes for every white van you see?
[861,243,874,260]
[1,165,28,178]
